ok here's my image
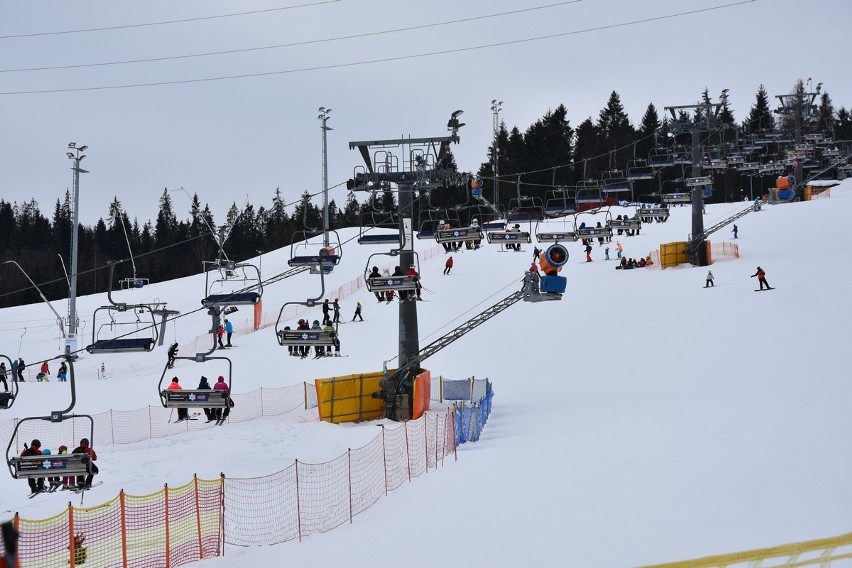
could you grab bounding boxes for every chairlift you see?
[201,258,263,307]
[575,208,614,243]
[606,208,642,236]
[363,252,422,294]
[357,208,402,246]
[507,196,544,223]
[544,186,576,218]
[649,148,676,169]
[274,269,341,350]
[625,161,655,181]
[157,355,232,411]
[5,358,95,483]
[534,218,578,243]
[86,262,159,354]
[0,355,18,409]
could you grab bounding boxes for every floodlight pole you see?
[67,142,88,355]
[319,107,332,248]
[491,100,503,211]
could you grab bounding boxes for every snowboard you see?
[754,288,774,292]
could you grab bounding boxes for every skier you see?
[444,256,453,275]
[332,299,341,324]
[224,319,234,347]
[751,266,772,290]
[57,362,68,382]
[616,241,623,259]
[352,301,363,322]
[406,264,422,300]
[532,246,541,262]
[167,377,189,421]
[0,362,7,392]
[198,376,214,422]
[72,438,98,490]
[10,359,18,385]
[311,320,324,358]
[58,445,76,490]
[16,358,25,382]
[705,270,714,288]
[20,439,44,494]
[296,319,310,358]
[368,267,384,302]
[585,244,593,262]
[167,343,179,369]
[322,299,331,325]
[732,224,738,239]
[604,246,610,261]
[216,324,225,348]
[213,376,230,424]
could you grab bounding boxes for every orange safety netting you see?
[11,410,455,563]
[13,476,223,567]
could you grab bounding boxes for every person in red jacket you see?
[72,438,98,490]
[444,256,454,275]
[216,324,225,348]
[406,264,422,299]
[167,377,189,421]
[21,439,44,494]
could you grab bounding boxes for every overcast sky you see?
[2,0,850,226]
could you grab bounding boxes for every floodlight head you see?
[68,142,76,149]
[79,155,86,161]
[492,99,497,105]
[816,82,823,93]
[78,145,88,151]
[451,110,463,118]
[319,106,325,112]
[66,152,75,159]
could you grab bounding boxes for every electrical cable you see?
[0,1,756,96]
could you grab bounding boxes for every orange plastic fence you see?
[10,410,456,565]
[13,476,223,567]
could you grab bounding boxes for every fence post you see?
[404,421,411,482]
[424,417,429,472]
[295,460,302,542]
[347,449,353,524]
[164,484,170,568]
[381,426,388,496]
[120,490,128,568]
[194,475,203,560]
[218,473,225,557]
[68,503,75,568]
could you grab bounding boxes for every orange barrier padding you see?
[412,369,431,419]
[315,372,385,423]
[253,300,262,331]
[776,176,790,190]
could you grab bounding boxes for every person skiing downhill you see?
[751,266,771,290]
[705,270,714,287]
[352,301,363,321]
[444,256,453,275]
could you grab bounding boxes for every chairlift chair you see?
[625,161,655,181]
[506,196,545,223]
[534,218,578,243]
[202,259,263,306]
[86,262,160,354]
[575,208,614,243]
[363,252,422,293]
[157,355,233,410]
[287,229,342,271]
[6,358,94,482]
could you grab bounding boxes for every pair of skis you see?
[205,418,228,426]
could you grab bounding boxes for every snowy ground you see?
[2,181,851,567]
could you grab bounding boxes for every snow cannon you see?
[539,244,568,276]
[539,244,568,295]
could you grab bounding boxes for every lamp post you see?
[318,107,332,248]
[66,142,88,355]
[491,100,503,209]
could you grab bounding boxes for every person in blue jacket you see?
[224,319,234,347]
